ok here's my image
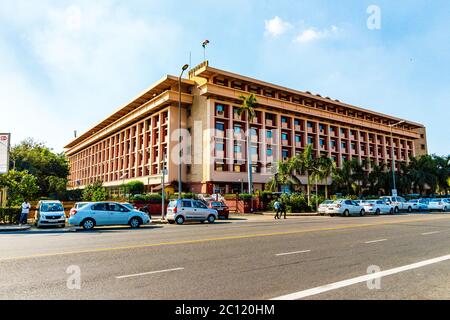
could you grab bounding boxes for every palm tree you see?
[267,158,301,192]
[315,157,335,199]
[237,94,257,195]
[290,145,315,206]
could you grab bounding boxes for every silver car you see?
[427,199,450,212]
[327,200,366,217]
[35,200,66,228]
[166,199,219,225]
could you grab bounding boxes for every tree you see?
[267,158,301,192]
[0,170,39,206]
[237,94,257,195]
[290,145,316,205]
[124,181,145,196]
[82,181,107,201]
[314,157,335,199]
[10,139,69,198]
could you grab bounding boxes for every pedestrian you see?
[19,200,31,226]
[273,200,281,219]
[280,200,287,219]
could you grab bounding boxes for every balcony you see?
[282,140,289,146]
[251,154,259,162]
[295,141,302,148]
[265,119,274,126]
[251,135,258,143]
[216,130,225,138]
[294,125,302,131]
[215,150,225,159]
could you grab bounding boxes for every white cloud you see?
[264,16,292,37]
[295,25,339,43]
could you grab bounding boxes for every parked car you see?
[208,201,229,219]
[327,200,366,217]
[69,202,91,216]
[407,199,429,212]
[318,200,335,215]
[360,200,394,215]
[68,202,151,230]
[35,200,66,228]
[166,199,219,225]
[380,196,412,213]
[427,199,450,212]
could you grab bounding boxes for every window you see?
[330,140,336,147]
[307,122,313,128]
[282,150,289,159]
[281,117,287,123]
[234,145,241,153]
[308,136,314,145]
[109,203,129,212]
[216,143,224,151]
[294,119,300,126]
[234,165,241,172]
[250,128,257,136]
[234,125,241,134]
[194,201,207,209]
[351,143,356,150]
[320,139,325,146]
[319,124,325,131]
[181,200,192,208]
[215,122,225,131]
[282,133,288,140]
[215,163,225,171]
[340,128,346,135]
[295,135,301,143]
[92,203,108,211]
[216,104,224,113]
[266,130,273,138]
[251,147,258,155]
[267,148,273,156]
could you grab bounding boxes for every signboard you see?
[0,133,10,174]
[391,189,398,197]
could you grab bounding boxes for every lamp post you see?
[161,156,167,220]
[238,178,244,194]
[388,120,405,196]
[178,64,189,199]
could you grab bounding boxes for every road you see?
[1,213,450,300]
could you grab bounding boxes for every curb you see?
[0,225,32,232]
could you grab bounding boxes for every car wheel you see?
[129,217,141,228]
[360,209,365,217]
[394,207,399,214]
[207,215,216,224]
[82,218,95,230]
[376,209,381,215]
[175,216,185,225]
[408,206,412,213]
[344,209,350,217]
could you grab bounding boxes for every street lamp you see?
[388,120,405,196]
[178,64,189,199]
[161,156,167,220]
[238,178,244,194]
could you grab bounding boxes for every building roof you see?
[192,63,424,129]
[64,75,195,149]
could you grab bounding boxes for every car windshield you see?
[76,203,89,208]
[322,200,334,205]
[41,203,64,212]
[407,200,417,203]
[211,202,223,206]
[122,203,134,210]
[365,200,376,204]
[168,200,178,208]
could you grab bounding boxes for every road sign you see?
[0,133,10,175]
[392,189,398,197]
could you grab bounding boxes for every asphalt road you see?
[1,213,450,300]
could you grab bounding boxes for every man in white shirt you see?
[19,200,31,226]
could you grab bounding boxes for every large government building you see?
[65,62,428,194]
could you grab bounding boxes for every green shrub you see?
[131,193,162,201]
[0,208,21,224]
[238,193,253,201]
[224,194,237,200]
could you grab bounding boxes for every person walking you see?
[19,200,31,226]
[273,200,281,219]
[280,200,287,219]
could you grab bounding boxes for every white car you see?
[166,199,219,224]
[361,200,393,215]
[380,196,412,213]
[318,200,334,215]
[327,200,366,217]
[68,202,151,230]
[427,199,450,212]
[35,200,66,228]
[406,199,429,212]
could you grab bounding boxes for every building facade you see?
[65,62,428,194]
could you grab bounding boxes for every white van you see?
[35,200,66,228]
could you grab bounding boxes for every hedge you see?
[0,208,21,224]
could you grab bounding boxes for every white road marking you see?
[116,267,184,279]
[364,239,388,244]
[275,250,311,256]
[271,253,450,300]
[421,231,441,236]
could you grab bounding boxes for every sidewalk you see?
[0,224,32,232]
[259,211,320,217]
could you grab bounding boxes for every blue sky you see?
[0,0,448,155]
